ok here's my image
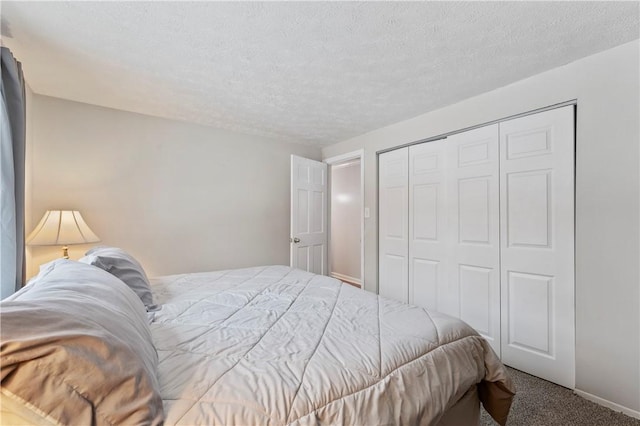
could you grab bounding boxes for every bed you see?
[1,249,514,425]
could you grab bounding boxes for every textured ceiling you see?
[1,1,638,146]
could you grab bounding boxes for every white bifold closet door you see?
[378,147,409,302]
[406,128,500,355]
[499,106,575,388]
[444,125,501,354]
[408,139,447,312]
[378,105,575,387]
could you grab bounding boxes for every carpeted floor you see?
[480,367,640,426]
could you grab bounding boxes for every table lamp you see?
[26,210,101,258]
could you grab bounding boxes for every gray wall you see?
[27,95,321,278]
[322,40,640,414]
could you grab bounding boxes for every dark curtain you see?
[1,47,26,296]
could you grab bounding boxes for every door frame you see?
[324,149,365,288]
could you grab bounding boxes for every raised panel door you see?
[291,155,327,275]
[408,140,447,312]
[379,148,409,302]
[446,125,501,354]
[499,105,575,388]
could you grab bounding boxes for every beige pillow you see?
[0,259,164,425]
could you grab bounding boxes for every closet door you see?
[499,106,575,388]
[408,140,447,312]
[446,125,501,355]
[378,148,409,302]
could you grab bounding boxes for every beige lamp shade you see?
[26,210,100,251]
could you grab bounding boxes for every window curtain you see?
[1,47,26,299]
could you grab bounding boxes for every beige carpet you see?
[481,367,640,426]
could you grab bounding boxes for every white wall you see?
[322,40,640,413]
[330,160,361,282]
[27,95,320,278]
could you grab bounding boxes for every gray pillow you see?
[80,246,156,310]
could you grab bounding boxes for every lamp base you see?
[62,246,69,259]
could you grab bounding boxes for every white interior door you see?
[446,125,501,355]
[408,140,447,312]
[290,155,327,275]
[378,148,409,302]
[499,106,575,388]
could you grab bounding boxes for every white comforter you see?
[150,265,513,425]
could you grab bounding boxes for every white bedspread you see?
[150,265,513,425]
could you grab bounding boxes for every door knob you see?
[291,237,301,243]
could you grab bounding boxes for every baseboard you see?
[574,389,640,420]
[330,272,361,286]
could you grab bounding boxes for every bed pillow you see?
[80,246,156,310]
[0,259,164,425]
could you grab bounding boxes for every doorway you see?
[325,150,364,288]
